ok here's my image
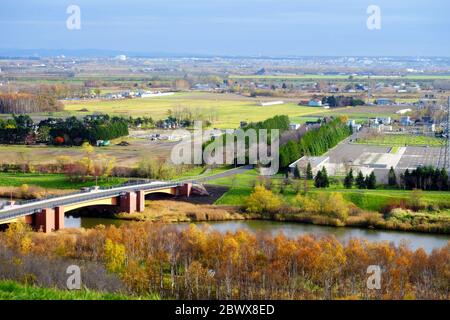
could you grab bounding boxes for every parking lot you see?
[322,140,443,181]
[396,146,441,169]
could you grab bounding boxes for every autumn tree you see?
[104,238,126,273]
[245,186,282,214]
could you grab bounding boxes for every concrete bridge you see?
[0,180,192,233]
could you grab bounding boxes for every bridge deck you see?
[0,181,183,223]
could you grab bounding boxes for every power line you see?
[440,96,450,170]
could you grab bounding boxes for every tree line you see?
[0,114,129,145]
[322,95,365,108]
[1,222,448,300]
[399,166,449,191]
[202,115,290,164]
[0,93,63,113]
[280,117,352,168]
[344,169,377,189]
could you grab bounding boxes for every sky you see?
[0,0,449,57]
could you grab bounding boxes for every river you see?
[65,216,449,253]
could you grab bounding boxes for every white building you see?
[288,156,329,177]
[260,101,284,106]
[400,116,413,126]
[308,99,322,107]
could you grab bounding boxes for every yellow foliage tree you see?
[5,221,31,251]
[20,237,33,255]
[293,194,319,213]
[323,192,349,222]
[311,192,349,222]
[104,238,126,273]
[81,141,95,155]
[245,186,282,214]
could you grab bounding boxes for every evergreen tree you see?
[440,168,449,191]
[321,167,330,188]
[279,118,351,169]
[314,170,323,188]
[388,167,397,187]
[404,169,411,189]
[306,162,313,180]
[366,171,377,189]
[344,168,354,189]
[294,165,301,179]
[356,171,366,189]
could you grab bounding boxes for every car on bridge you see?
[80,186,101,193]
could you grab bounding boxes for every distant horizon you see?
[1,1,449,57]
[1,48,450,59]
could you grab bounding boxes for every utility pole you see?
[443,96,450,170]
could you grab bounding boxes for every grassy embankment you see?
[208,169,450,233]
[210,169,450,210]
[0,280,139,300]
[0,173,127,200]
[0,173,126,190]
[0,165,228,200]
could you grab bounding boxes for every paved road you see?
[194,165,254,183]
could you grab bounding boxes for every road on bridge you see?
[0,165,255,223]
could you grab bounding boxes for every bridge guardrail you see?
[15,179,157,206]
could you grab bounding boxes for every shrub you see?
[245,186,282,214]
[324,193,349,222]
[293,194,319,214]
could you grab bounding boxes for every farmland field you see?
[60,92,409,128]
[62,92,334,128]
[0,133,177,166]
[229,74,450,80]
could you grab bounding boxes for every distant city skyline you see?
[1,0,449,57]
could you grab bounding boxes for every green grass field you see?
[0,280,140,300]
[172,166,236,181]
[208,169,450,212]
[0,173,127,190]
[355,134,444,147]
[208,169,261,205]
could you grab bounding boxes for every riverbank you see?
[104,200,450,235]
[113,200,257,223]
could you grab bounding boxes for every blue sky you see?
[0,0,449,56]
